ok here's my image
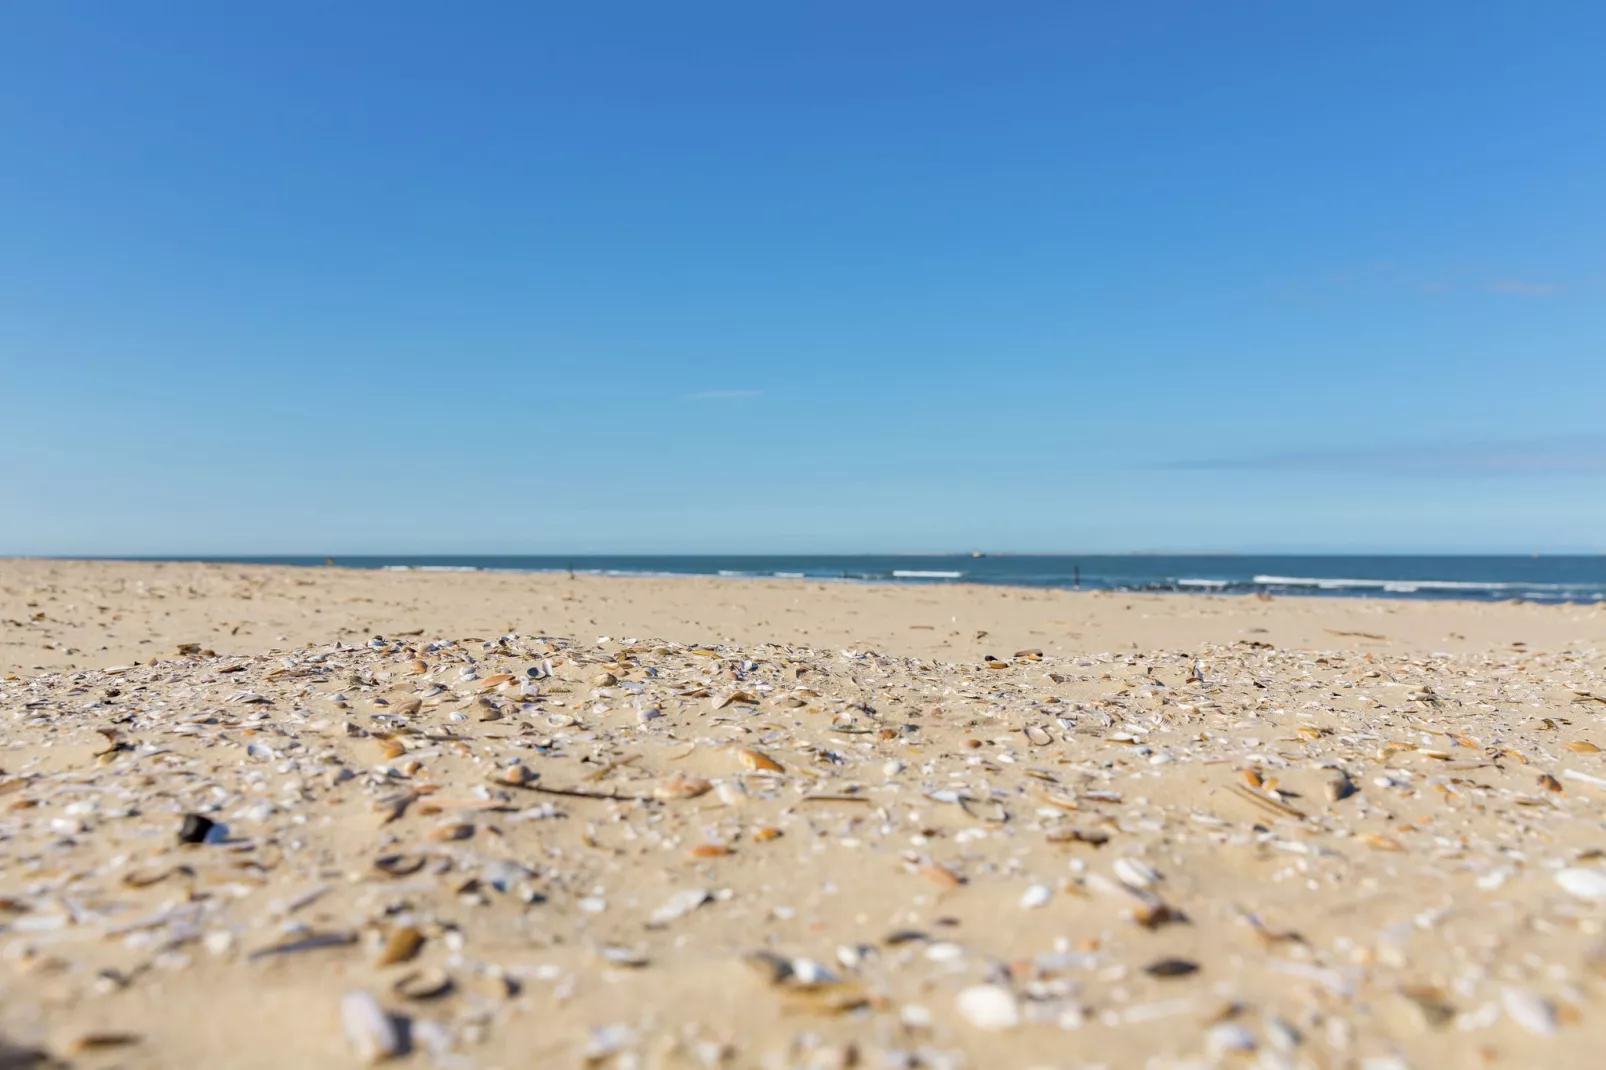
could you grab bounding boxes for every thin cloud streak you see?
[1157,438,1606,477]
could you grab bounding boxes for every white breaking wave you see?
[1252,575,1603,593]
[381,565,480,572]
[892,570,964,579]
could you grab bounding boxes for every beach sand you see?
[3,558,1606,1068]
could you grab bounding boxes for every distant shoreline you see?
[9,553,1605,605]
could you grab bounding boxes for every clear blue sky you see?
[3,2,1604,555]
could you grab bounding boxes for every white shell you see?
[1555,867,1606,902]
[1205,1023,1257,1058]
[649,888,711,926]
[956,984,1021,1031]
[1113,857,1161,889]
[1019,883,1053,910]
[341,991,401,1064]
[1501,987,1557,1037]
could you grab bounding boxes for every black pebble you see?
[178,813,214,844]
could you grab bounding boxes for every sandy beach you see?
[4,558,1606,1069]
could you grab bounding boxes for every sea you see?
[147,555,1606,605]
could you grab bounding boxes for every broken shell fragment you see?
[1324,769,1357,801]
[956,984,1020,1030]
[375,926,424,966]
[392,968,453,1001]
[1556,867,1606,902]
[735,747,783,773]
[1112,857,1161,889]
[177,813,215,845]
[1143,957,1200,979]
[373,854,427,878]
[654,774,713,801]
[341,991,403,1064]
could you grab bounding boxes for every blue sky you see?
[3,2,1604,555]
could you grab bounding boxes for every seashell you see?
[477,673,515,692]
[713,690,759,709]
[958,796,1009,823]
[377,738,406,760]
[1142,957,1199,978]
[735,747,783,773]
[230,691,270,705]
[404,660,428,676]
[955,984,1020,1030]
[1239,768,1263,789]
[1501,986,1557,1036]
[341,991,402,1064]
[1023,725,1051,746]
[1566,740,1600,753]
[177,813,216,845]
[390,697,422,717]
[1360,834,1404,852]
[545,712,575,728]
[1046,827,1109,846]
[654,774,712,801]
[1556,867,1606,902]
[919,863,964,888]
[501,762,537,786]
[392,968,452,1001]
[743,950,795,986]
[427,823,474,842]
[1113,858,1161,889]
[1205,1023,1256,1058]
[1324,769,1357,802]
[1398,984,1455,1028]
[752,827,782,842]
[247,931,357,962]
[1019,883,1052,909]
[598,945,650,968]
[649,888,711,926]
[375,926,424,966]
[64,1033,141,1056]
[1538,773,1563,793]
[590,672,618,686]
[373,854,427,878]
[689,843,733,858]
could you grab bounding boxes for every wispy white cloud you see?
[683,389,762,401]
[1157,437,1606,476]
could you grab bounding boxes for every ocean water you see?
[137,555,1606,604]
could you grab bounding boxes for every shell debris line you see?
[3,593,1606,1067]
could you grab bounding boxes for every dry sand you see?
[3,558,1606,1069]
